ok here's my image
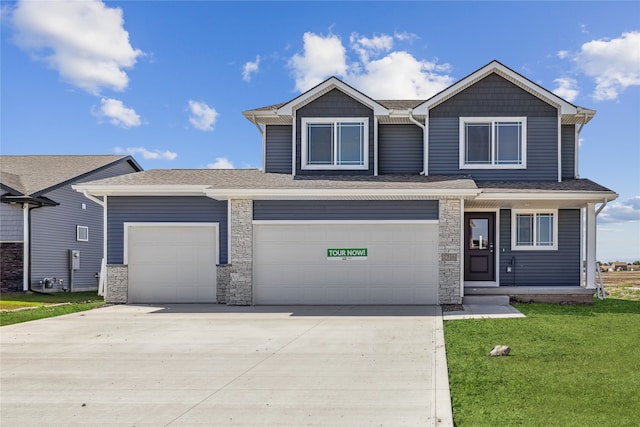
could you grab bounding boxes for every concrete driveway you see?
[0,305,452,426]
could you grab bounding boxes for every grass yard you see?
[444,299,640,426]
[0,291,104,326]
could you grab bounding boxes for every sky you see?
[1,0,639,262]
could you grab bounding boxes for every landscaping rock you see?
[489,345,511,357]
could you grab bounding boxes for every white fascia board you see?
[414,61,578,115]
[205,188,480,200]
[72,184,211,197]
[277,77,389,116]
[476,191,618,202]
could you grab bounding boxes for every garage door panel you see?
[254,223,438,305]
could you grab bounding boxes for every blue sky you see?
[1,1,639,262]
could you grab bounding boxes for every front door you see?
[464,212,495,282]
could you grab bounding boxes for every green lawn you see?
[0,291,104,326]
[444,299,640,426]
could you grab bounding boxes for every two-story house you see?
[74,61,617,305]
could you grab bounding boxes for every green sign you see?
[327,248,368,260]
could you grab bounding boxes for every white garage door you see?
[127,224,218,303]
[253,223,438,305]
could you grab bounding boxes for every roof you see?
[0,155,141,196]
[476,179,614,193]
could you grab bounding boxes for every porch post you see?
[585,203,597,289]
[22,203,29,291]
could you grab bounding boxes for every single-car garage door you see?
[127,224,218,303]
[253,223,438,304]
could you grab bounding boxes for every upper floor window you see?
[459,117,526,169]
[301,118,368,170]
[512,210,558,251]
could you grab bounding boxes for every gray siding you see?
[498,209,581,286]
[296,89,375,176]
[378,124,423,174]
[254,200,438,221]
[1,203,23,241]
[561,124,576,180]
[107,196,228,265]
[265,124,292,174]
[428,73,559,180]
[30,160,139,290]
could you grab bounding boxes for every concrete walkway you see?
[1,305,454,426]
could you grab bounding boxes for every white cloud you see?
[599,197,640,223]
[557,50,569,59]
[207,157,234,169]
[288,31,453,98]
[95,98,141,128]
[552,77,579,102]
[243,55,260,82]
[115,146,177,160]
[11,0,142,95]
[289,32,348,92]
[574,31,640,101]
[188,100,218,131]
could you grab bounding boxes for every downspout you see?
[408,110,427,175]
[81,191,107,295]
[575,112,588,179]
[249,115,266,172]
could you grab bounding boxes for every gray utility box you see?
[69,250,80,271]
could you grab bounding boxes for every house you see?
[74,61,617,305]
[0,155,142,293]
[611,262,629,271]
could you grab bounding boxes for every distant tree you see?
[633,260,640,265]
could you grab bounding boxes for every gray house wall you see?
[264,124,293,174]
[428,73,560,181]
[561,124,576,180]
[498,209,581,286]
[295,89,375,176]
[107,196,228,264]
[30,160,139,291]
[378,124,423,174]
[254,200,438,220]
[0,203,23,241]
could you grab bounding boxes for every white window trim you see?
[511,209,558,251]
[76,225,89,242]
[459,117,527,169]
[301,117,369,170]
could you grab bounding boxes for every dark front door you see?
[464,212,496,282]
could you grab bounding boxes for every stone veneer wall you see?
[1,242,24,293]
[227,200,253,305]
[106,265,128,304]
[438,199,462,304]
[216,264,232,303]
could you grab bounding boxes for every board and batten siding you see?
[254,200,438,221]
[378,124,423,174]
[107,196,228,265]
[498,209,581,286]
[264,124,293,174]
[428,73,559,180]
[561,124,576,180]
[0,203,23,242]
[295,89,375,176]
[30,160,139,290]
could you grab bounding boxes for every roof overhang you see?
[204,188,481,201]
[467,190,618,209]
[71,184,212,197]
[0,194,59,207]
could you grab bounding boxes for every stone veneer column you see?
[1,242,24,293]
[216,264,232,304]
[227,199,253,305]
[105,265,128,304]
[438,199,462,304]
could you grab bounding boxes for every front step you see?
[462,295,510,306]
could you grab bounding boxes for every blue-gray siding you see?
[0,203,23,241]
[498,209,581,286]
[265,124,292,174]
[429,73,560,180]
[107,197,228,264]
[378,124,423,174]
[254,200,438,221]
[30,160,139,290]
[561,124,576,179]
[296,89,375,176]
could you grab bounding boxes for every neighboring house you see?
[75,61,617,305]
[0,155,142,293]
[611,262,629,271]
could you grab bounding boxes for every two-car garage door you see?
[253,223,438,305]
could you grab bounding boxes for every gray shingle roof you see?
[0,155,136,196]
[476,179,615,193]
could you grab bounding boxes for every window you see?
[76,226,89,242]
[301,118,368,170]
[460,117,526,169]
[512,210,557,250]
